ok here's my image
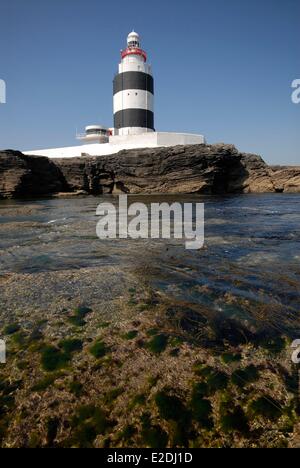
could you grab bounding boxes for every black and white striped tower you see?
[113,31,154,136]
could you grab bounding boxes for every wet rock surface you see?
[1,145,299,198]
[0,195,300,447]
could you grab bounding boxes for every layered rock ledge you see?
[0,145,299,199]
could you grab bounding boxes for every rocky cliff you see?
[0,144,299,199]
[0,150,64,198]
[270,166,300,193]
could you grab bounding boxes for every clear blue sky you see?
[0,0,299,164]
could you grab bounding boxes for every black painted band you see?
[113,72,154,95]
[114,109,154,130]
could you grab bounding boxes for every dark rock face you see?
[0,145,299,199]
[0,150,65,198]
[227,153,275,193]
[53,144,277,195]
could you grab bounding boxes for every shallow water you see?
[0,194,299,340]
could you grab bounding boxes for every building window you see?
[128,41,139,48]
[86,129,107,136]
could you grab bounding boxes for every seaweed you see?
[11,331,27,348]
[194,366,228,394]
[146,328,159,337]
[46,417,59,447]
[191,382,210,398]
[249,396,282,421]
[221,353,242,364]
[206,371,229,393]
[98,322,111,329]
[70,405,109,448]
[3,323,20,335]
[131,393,146,408]
[146,334,168,354]
[69,380,84,397]
[89,340,109,359]
[32,374,60,392]
[122,330,138,340]
[68,306,92,327]
[59,338,83,354]
[260,336,286,354]
[140,413,168,449]
[119,424,137,442]
[220,405,249,434]
[231,365,259,388]
[190,394,213,429]
[155,391,190,423]
[103,388,123,405]
[41,346,70,372]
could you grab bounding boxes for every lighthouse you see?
[25,31,206,158]
[113,31,154,136]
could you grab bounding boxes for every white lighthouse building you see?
[113,31,154,136]
[25,32,205,158]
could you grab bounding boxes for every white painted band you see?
[113,89,154,114]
